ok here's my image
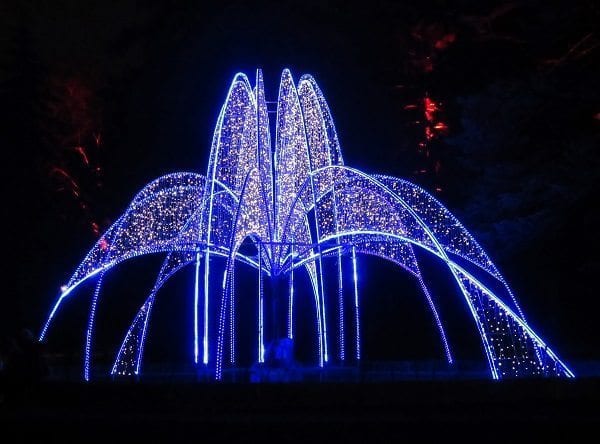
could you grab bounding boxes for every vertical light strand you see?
[258,244,265,363]
[136,296,155,375]
[215,266,229,380]
[229,262,236,364]
[318,259,329,363]
[417,273,452,364]
[288,238,294,339]
[203,250,209,365]
[352,247,360,361]
[84,272,105,381]
[193,252,201,364]
[337,248,345,361]
[306,264,324,367]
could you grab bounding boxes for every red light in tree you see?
[74,146,90,165]
[43,74,107,237]
[425,126,434,140]
[424,97,439,122]
[434,33,456,50]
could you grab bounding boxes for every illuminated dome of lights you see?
[40,69,574,381]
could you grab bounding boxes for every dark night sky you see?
[1,1,599,371]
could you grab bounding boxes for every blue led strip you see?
[203,249,209,365]
[194,252,201,364]
[84,272,104,381]
[215,266,229,380]
[229,258,236,365]
[352,246,360,361]
[288,237,294,339]
[40,70,574,380]
[337,249,345,361]
[258,242,265,363]
[416,272,453,364]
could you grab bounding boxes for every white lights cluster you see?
[40,69,573,381]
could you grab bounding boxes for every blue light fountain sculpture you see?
[40,69,574,381]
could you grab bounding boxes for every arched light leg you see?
[448,263,575,378]
[112,253,196,377]
[337,249,345,361]
[40,292,69,342]
[449,264,573,378]
[84,272,105,381]
[40,267,105,342]
[416,273,453,364]
[135,297,153,375]
[499,278,543,365]
[449,268,499,379]
[112,294,156,377]
[193,252,201,364]
[352,247,360,361]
